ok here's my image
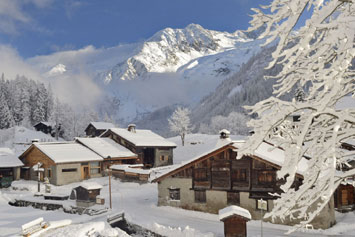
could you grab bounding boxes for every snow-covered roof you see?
[34,121,55,127]
[154,135,307,182]
[107,128,177,147]
[0,148,23,168]
[153,137,235,181]
[219,205,251,221]
[33,142,103,164]
[75,137,137,159]
[168,134,245,165]
[233,141,308,175]
[79,182,103,190]
[111,164,151,175]
[88,122,116,130]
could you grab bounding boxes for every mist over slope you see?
[28,24,264,122]
[135,46,282,136]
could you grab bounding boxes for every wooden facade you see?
[75,186,101,202]
[19,145,103,185]
[19,145,55,182]
[222,216,248,237]
[334,184,355,211]
[85,124,106,137]
[164,145,298,200]
[34,122,53,135]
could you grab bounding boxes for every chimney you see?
[219,129,230,139]
[127,124,136,133]
[216,129,231,147]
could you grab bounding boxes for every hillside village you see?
[0,118,355,236]
[0,0,354,236]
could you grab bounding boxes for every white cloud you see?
[0,45,42,79]
[0,0,52,35]
[0,44,103,108]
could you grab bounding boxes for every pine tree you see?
[0,80,14,129]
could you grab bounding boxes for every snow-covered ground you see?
[0,126,61,157]
[1,178,355,236]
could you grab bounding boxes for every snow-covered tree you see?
[238,0,355,231]
[168,107,192,146]
[0,88,14,129]
[199,111,250,135]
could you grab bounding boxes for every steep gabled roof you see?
[105,128,177,147]
[153,140,234,182]
[153,140,308,182]
[75,137,137,159]
[34,121,55,128]
[0,148,24,168]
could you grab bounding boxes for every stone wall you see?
[53,163,82,185]
[154,148,173,167]
[157,177,336,229]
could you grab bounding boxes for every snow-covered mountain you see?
[105,24,260,82]
[28,24,264,122]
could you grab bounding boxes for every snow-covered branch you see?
[239,0,355,231]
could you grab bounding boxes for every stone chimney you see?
[216,129,231,147]
[127,124,136,133]
[32,139,40,143]
[219,129,230,139]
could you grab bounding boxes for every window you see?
[194,168,208,181]
[256,199,268,211]
[160,155,165,161]
[47,169,52,178]
[168,188,180,200]
[232,169,247,182]
[195,190,206,203]
[62,168,77,172]
[257,171,274,184]
[90,162,101,174]
[227,192,240,205]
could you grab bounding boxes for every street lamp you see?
[33,162,43,193]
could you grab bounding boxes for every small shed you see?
[219,205,251,237]
[74,182,103,207]
[0,148,23,187]
[34,122,55,135]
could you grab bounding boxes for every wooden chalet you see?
[34,122,55,135]
[153,131,336,229]
[19,142,103,185]
[0,148,23,188]
[85,122,116,137]
[101,124,176,168]
[75,137,138,171]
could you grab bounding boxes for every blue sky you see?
[0,0,264,58]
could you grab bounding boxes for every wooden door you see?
[82,166,90,179]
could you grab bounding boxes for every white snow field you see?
[0,178,355,237]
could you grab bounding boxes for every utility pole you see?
[258,198,267,237]
[108,156,112,209]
